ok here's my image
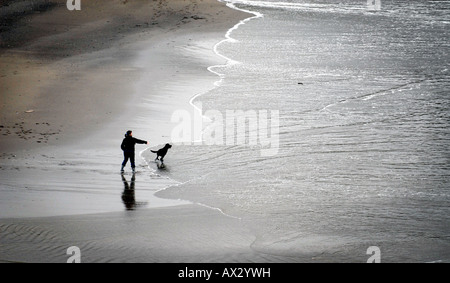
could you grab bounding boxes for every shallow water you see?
[145,0,450,262]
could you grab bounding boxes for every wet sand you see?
[0,205,269,263]
[0,0,264,262]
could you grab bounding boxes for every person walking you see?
[121,130,148,173]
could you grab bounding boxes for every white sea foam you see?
[189,1,263,114]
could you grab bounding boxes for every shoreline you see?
[0,0,251,219]
[0,0,271,263]
[0,0,251,153]
[190,2,263,111]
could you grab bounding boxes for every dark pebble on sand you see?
[191,15,205,20]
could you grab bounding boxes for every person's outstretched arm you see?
[134,138,148,145]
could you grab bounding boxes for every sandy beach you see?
[3,0,448,265]
[0,0,264,263]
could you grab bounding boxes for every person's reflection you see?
[121,173,136,210]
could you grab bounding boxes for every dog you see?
[151,143,172,163]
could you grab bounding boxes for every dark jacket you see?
[121,136,147,153]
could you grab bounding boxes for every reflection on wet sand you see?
[121,173,148,210]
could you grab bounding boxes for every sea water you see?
[144,0,450,262]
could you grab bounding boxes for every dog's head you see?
[165,143,172,149]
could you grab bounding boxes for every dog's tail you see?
[151,150,157,154]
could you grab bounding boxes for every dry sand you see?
[0,0,273,263]
[1,0,248,151]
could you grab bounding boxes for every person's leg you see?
[121,152,129,172]
[130,152,136,172]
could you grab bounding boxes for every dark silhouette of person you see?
[120,130,148,173]
[121,173,136,210]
